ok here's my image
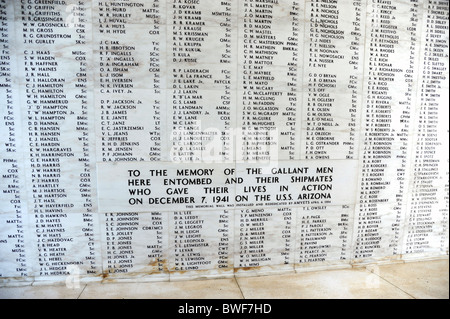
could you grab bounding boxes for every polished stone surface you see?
[0,259,447,299]
[236,268,413,299]
[0,0,448,286]
[374,259,449,299]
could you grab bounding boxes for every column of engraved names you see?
[15,1,100,277]
[94,0,166,162]
[0,1,28,279]
[404,0,449,256]
[354,0,422,261]
[297,205,352,265]
[169,0,236,163]
[236,207,294,271]
[102,212,168,277]
[238,0,302,162]
[301,0,366,160]
[170,210,232,274]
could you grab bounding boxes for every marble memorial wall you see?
[0,0,448,284]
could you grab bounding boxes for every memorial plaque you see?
[0,0,448,284]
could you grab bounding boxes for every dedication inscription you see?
[0,0,448,284]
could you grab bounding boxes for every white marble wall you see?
[0,0,448,285]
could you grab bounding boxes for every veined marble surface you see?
[0,0,448,285]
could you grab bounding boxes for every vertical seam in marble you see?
[233,276,245,299]
[76,284,87,299]
[365,267,417,299]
